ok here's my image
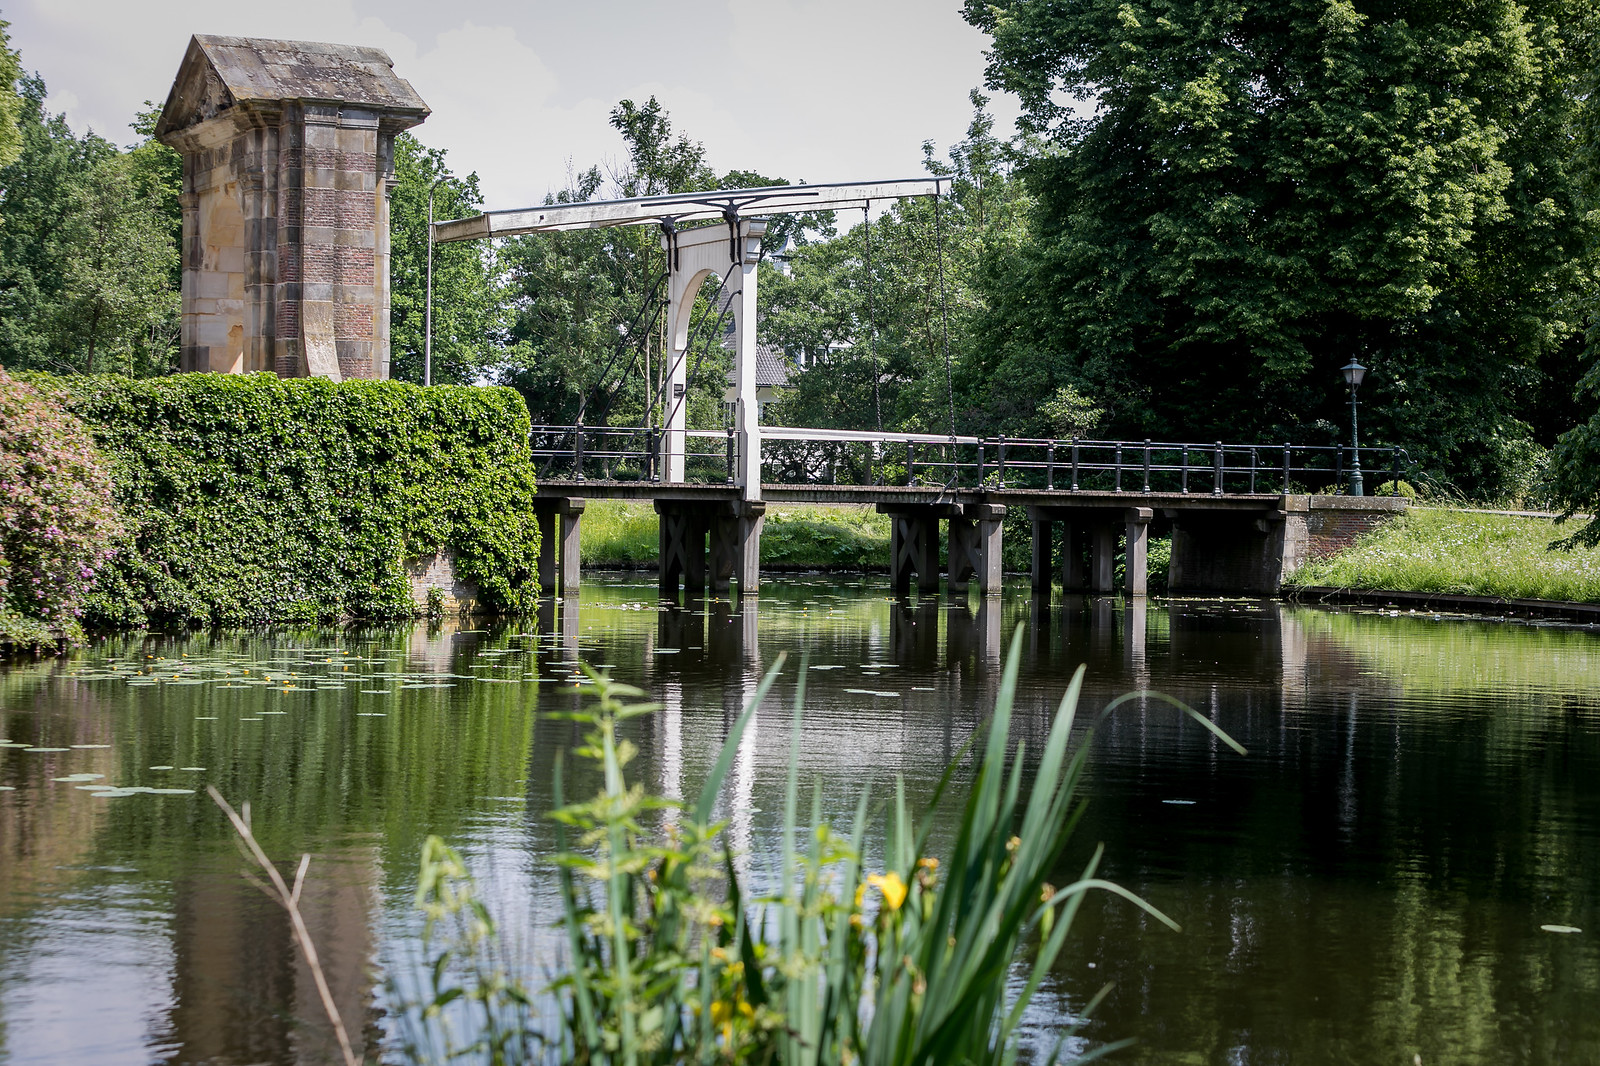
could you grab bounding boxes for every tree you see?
[964,0,1599,496]
[0,19,23,179]
[49,153,177,374]
[388,133,506,385]
[0,73,118,372]
[761,92,1031,441]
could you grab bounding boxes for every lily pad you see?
[149,765,174,771]
[24,747,71,753]
[70,744,112,749]
[1541,924,1583,934]
[0,785,15,791]
[53,774,105,782]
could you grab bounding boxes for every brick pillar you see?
[157,36,428,381]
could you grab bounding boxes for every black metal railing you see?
[528,426,1412,497]
[530,425,737,484]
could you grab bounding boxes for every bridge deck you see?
[533,480,1286,511]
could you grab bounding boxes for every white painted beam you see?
[433,179,947,243]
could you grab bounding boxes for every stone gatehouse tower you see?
[155,36,429,379]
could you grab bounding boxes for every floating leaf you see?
[1541,924,1583,934]
[70,744,112,750]
[149,765,174,771]
[24,747,70,753]
[53,774,105,782]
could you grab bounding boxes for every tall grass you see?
[1288,507,1600,604]
[580,502,890,570]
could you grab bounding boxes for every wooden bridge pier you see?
[880,502,1006,597]
[655,498,765,599]
[1028,506,1155,597]
[534,497,585,597]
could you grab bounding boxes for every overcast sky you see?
[3,0,1019,210]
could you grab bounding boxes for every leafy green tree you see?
[762,92,1031,442]
[388,133,506,385]
[49,153,178,374]
[0,19,23,179]
[963,0,1598,495]
[0,74,118,371]
[127,102,183,294]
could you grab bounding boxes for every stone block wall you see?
[405,552,483,615]
[273,105,391,380]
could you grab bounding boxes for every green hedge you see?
[33,373,540,628]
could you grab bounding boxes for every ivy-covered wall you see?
[34,374,540,628]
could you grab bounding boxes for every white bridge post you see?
[660,219,766,502]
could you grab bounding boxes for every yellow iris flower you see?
[867,871,908,912]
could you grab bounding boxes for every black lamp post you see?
[1340,358,1367,496]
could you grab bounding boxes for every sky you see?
[2,0,1020,211]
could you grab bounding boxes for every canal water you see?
[0,575,1596,1065]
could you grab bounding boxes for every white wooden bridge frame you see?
[433,179,948,504]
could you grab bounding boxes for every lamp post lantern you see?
[1340,358,1367,496]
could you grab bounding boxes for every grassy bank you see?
[1288,507,1600,604]
[580,501,891,569]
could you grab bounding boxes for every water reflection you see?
[0,582,1596,1064]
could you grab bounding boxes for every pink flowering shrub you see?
[0,367,122,650]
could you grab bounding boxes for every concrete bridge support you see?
[1167,505,1299,595]
[534,497,584,597]
[655,498,765,599]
